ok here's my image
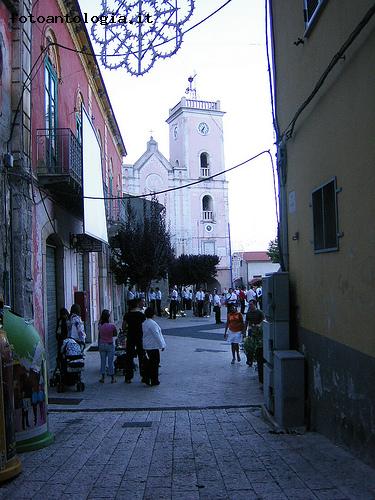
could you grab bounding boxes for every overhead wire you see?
[84,149,272,200]
[51,0,234,59]
[282,2,375,140]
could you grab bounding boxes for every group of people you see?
[166,284,263,323]
[98,298,166,386]
[55,283,263,388]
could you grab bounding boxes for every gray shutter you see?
[46,245,58,372]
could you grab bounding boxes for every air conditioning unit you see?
[262,272,289,321]
[263,362,274,413]
[274,350,304,429]
[263,320,290,364]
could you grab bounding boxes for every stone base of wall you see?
[299,327,375,468]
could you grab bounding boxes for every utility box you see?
[263,320,290,364]
[274,350,304,428]
[263,362,274,413]
[262,272,289,321]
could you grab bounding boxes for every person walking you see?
[213,289,222,324]
[98,309,117,383]
[142,307,166,386]
[56,308,69,355]
[226,288,238,313]
[148,288,156,314]
[155,287,162,316]
[122,298,146,383]
[68,304,86,349]
[195,287,205,317]
[203,290,210,317]
[246,286,257,307]
[169,285,178,319]
[224,304,245,364]
[238,286,246,314]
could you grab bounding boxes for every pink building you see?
[28,0,126,371]
[123,96,231,290]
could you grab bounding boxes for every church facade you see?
[123,96,231,290]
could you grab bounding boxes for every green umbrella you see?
[2,308,53,452]
[3,309,44,372]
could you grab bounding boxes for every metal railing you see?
[186,99,218,110]
[105,190,126,226]
[202,210,213,221]
[36,128,82,186]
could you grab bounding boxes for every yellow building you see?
[270,0,375,465]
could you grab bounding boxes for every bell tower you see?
[165,78,231,288]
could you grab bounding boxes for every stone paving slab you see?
[1,407,375,500]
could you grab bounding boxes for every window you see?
[312,177,338,253]
[202,195,213,221]
[200,152,210,177]
[44,58,58,168]
[304,0,327,32]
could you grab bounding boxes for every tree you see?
[169,254,220,288]
[267,237,280,263]
[110,196,174,290]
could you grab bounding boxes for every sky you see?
[78,0,278,252]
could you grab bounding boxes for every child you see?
[224,304,245,364]
[142,307,166,386]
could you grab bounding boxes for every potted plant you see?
[243,325,264,384]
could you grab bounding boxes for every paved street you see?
[1,315,375,499]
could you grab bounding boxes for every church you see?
[122,91,231,290]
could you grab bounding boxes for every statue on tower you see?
[185,74,197,99]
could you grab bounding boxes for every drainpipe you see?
[277,141,289,272]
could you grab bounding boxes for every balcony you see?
[200,168,210,178]
[105,188,127,229]
[36,128,83,215]
[202,210,213,221]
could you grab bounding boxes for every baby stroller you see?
[114,330,127,375]
[53,337,85,392]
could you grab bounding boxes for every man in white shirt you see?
[148,288,156,314]
[195,287,205,317]
[142,307,166,386]
[226,288,238,312]
[155,287,162,316]
[169,286,178,319]
[213,290,223,324]
[246,286,257,305]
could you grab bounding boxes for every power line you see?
[42,1,233,59]
[282,2,375,140]
[84,149,271,200]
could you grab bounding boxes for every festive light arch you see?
[91,0,195,76]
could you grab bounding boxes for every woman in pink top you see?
[98,309,117,383]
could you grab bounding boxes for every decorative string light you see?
[91,0,195,76]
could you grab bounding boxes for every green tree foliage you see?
[169,254,220,287]
[267,237,280,263]
[110,196,174,290]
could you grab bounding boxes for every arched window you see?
[200,152,210,177]
[202,195,213,221]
